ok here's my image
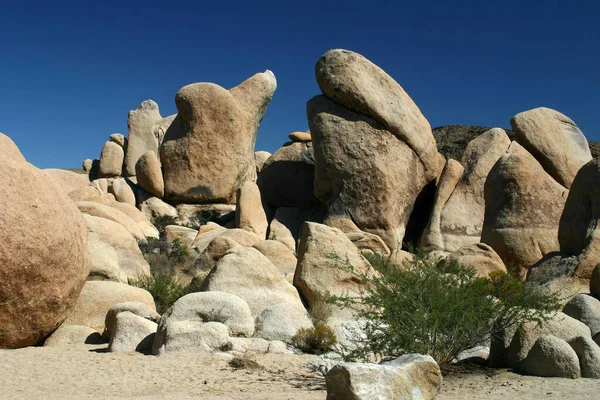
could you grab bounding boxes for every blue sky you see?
[0,1,598,169]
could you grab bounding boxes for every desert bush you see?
[228,355,262,370]
[134,270,194,314]
[309,291,334,325]
[184,210,221,230]
[332,253,561,368]
[152,215,178,239]
[292,322,338,355]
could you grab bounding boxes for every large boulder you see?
[0,133,91,348]
[77,201,146,240]
[63,281,155,332]
[138,195,178,221]
[511,107,591,188]
[308,95,429,251]
[255,302,313,342]
[481,142,568,275]
[325,354,442,400]
[135,150,164,198]
[421,129,511,251]
[267,207,307,252]
[235,181,268,239]
[43,168,90,194]
[108,311,158,353]
[253,240,297,277]
[98,140,124,178]
[161,71,276,203]
[104,301,160,340]
[562,294,600,337]
[124,100,164,176]
[559,158,600,279]
[44,324,103,347]
[521,335,581,378]
[108,178,136,207]
[315,49,443,180]
[257,142,319,209]
[440,243,507,278]
[568,335,600,378]
[200,247,304,318]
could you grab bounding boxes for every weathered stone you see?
[562,294,600,336]
[108,178,136,207]
[568,335,600,378]
[109,201,158,239]
[138,195,178,221]
[124,100,163,176]
[103,301,160,340]
[257,142,319,209]
[289,131,312,142]
[254,151,271,172]
[92,178,109,194]
[176,203,236,226]
[109,133,127,148]
[443,243,507,278]
[154,320,230,355]
[426,129,511,251]
[309,95,429,251]
[192,236,241,274]
[253,240,297,276]
[0,134,91,348]
[507,311,591,369]
[235,181,268,239]
[98,141,124,178]
[44,325,104,347]
[559,158,600,279]
[511,107,591,188]
[592,265,600,299]
[64,281,155,332]
[200,247,304,317]
[161,71,276,203]
[315,49,444,180]
[77,200,146,240]
[229,337,270,354]
[136,150,164,198]
[481,142,568,275]
[267,207,306,252]
[521,335,580,378]
[108,311,158,353]
[255,302,313,342]
[526,253,588,305]
[164,225,198,249]
[44,168,90,194]
[325,354,442,400]
[83,159,93,173]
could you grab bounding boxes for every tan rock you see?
[253,240,298,276]
[103,301,160,340]
[309,95,429,251]
[77,200,146,240]
[64,281,155,332]
[235,181,268,239]
[200,247,304,317]
[161,71,276,203]
[82,159,93,173]
[192,236,241,273]
[108,178,136,206]
[43,168,90,194]
[0,134,90,348]
[428,129,511,251]
[481,142,568,275]
[254,151,271,172]
[511,107,592,188]
[164,225,197,249]
[257,142,318,209]
[44,325,103,347]
[521,335,581,378]
[288,131,311,142]
[136,150,164,198]
[108,311,157,353]
[109,133,127,148]
[124,100,163,176]
[98,141,124,178]
[267,207,307,252]
[559,158,600,279]
[315,48,443,180]
[138,194,178,221]
[446,243,507,278]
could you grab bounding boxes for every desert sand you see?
[1,344,598,399]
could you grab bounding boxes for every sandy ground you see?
[1,345,598,399]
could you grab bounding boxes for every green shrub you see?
[333,253,561,368]
[134,270,194,314]
[309,291,334,325]
[152,215,178,239]
[292,322,338,355]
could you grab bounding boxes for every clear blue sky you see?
[0,1,598,169]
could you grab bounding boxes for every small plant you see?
[152,215,178,239]
[292,322,338,355]
[228,355,262,370]
[184,210,221,230]
[134,270,194,314]
[331,253,561,369]
[309,291,334,325]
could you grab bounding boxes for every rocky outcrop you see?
[44,168,90,194]
[511,107,591,188]
[325,354,442,400]
[521,335,581,378]
[562,294,600,337]
[422,129,511,251]
[432,125,515,160]
[103,302,160,340]
[161,71,276,203]
[135,150,164,198]
[108,311,157,353]
[257,142,319,209]
[235,181,268,239]
[98,141,124,178]
[481,142,568,275]
[559,158,600,279]
[124,100,164,177]
[267,207,307,252]
[0,133,90,349]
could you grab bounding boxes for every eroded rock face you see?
[481,142,568,275]
[559,158,600,279]
[423,129,511,251]
[124,100,163,177]
[161,71,276,203]
[521,335,581,378]
[235,181,268,239]
[325,354,442,400]
[0,133,91,348]
[135,150,164,198]
[315,49,443,180]
[511,107,591,188]
[309,96,429,251]
[98,141,124,178]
